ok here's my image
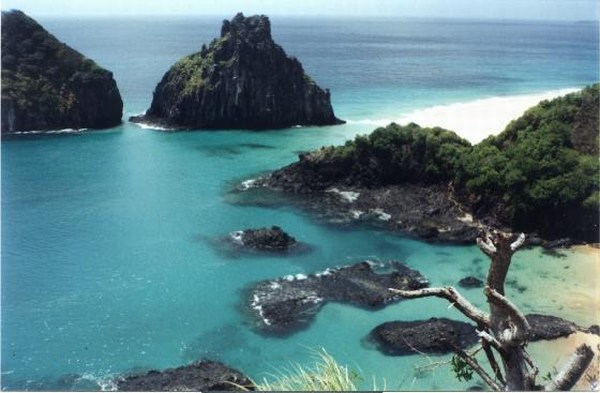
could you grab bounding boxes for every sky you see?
[0,0,598,21]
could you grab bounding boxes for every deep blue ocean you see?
[1,16,599,390]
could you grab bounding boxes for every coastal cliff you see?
[253,85,599,243]
[131,13,344,130]
[1,10,123,134]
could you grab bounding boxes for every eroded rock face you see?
[247,261,429,335]
[1,10,122,134]
[116,360,253,391]
[131,13,343,130]
[368,318,479,356]
[231,226,297,251]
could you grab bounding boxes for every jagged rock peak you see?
[130,12,344,130]
[221,13,272,43]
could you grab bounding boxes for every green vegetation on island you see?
[1,10,122,133]
[274,84,599,241]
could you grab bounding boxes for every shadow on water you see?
[194,142,276,158]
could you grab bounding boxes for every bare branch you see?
[510,233,526,251]
[544,344,595,391]
[389,286,489,327]
[485,287,530,344]
[454,348,504,391]
[477,236,497,257]
[482,340,506,386]
[477,330,505,354]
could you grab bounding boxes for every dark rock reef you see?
[526,314,598,341]
[231,226,297,251]
[131,13,344,130]
[116,360,253,391]
[1,10,122,134]
[368,318,479,356]
[368,314,598,357]
[247,261,429,335]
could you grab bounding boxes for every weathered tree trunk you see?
[390,230,595,391]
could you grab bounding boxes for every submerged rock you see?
[231,226,297,251]
[458,276,484,289]
[131,13,344,130]
[116,360,253,391]
[247,261,429,335]
[368,318,479,356]
[1,10,122,134]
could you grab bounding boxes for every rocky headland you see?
[1,10,122,134]
[246,261,429,335]
[242,85,599,244]
[116,360,253,391]
[131,13,344,130]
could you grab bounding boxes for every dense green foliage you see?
[318,122,471,186]
[459,84,599,225]
[1,10,122,132]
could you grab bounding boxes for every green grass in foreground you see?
[252,348,385,391]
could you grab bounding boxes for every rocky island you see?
[130,13,344,130]
[246,261,429,335]
[1,10,123,134]
[244,85,599,244]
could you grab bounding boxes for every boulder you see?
[231,226,297,251]
[368,318,479,356]
[1,10,122,134]
[247,261,429,335]
[526,314,581,341]
[131,13,343,130]
[116,360,253,391]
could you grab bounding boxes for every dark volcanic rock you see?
[526,314,581,341]
[117,360,253,391]
[247,261,429,335]
[232,226,297,251]
[1,10,122,134]
[131,13,343,130]
[368,318,479,356]
[458,276,484,289]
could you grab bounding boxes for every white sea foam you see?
[230,231,244,245]
[11,128,87,135]
[294,273,308,280]
[327,188,360,203]
[347,88,578,144]
[239,178,259,190]
[370,208,392,221]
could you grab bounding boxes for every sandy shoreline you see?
[394,88,579,144]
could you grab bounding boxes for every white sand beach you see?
[396,88,578,144]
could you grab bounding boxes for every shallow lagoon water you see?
[1,16,599,390]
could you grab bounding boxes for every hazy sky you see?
[1,0,598,21]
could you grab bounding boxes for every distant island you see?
[1,10,123,134]
[130,13,344,130]
[250,85,600,244]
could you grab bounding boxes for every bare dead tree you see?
[390,230,594,391]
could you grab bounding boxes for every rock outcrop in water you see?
[130,13,344,130]
[247,261,429,335]
[1,10,122,134]
[368,318,480,356]
[116,360,253,391]
[231,226,297,251]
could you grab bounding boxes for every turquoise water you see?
[1,17,599,390]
